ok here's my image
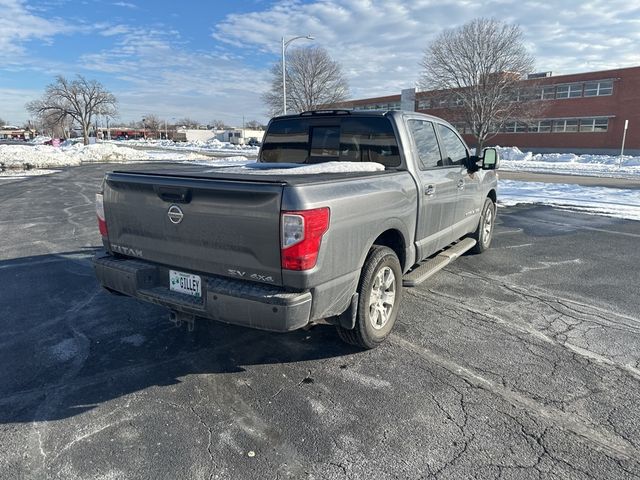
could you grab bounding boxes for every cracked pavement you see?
[1,164,639,479]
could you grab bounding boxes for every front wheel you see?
[336,246,402,349]
[470,197,496,254]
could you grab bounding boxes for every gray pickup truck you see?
[94,110,498,348]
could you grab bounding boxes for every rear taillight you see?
[96,193,108,237]
[281,208,330,271]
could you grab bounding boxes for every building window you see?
[418,99,431,109]
[515,122,528,133]
[503,122,516,133]
[501,121,529,133]
[579,118,609,132]
[552,119,579,132]
[537,86,555,100]
[555,83,582,99]
[565,119,579,131]
[583,80,613,97]
[536,120,552,133]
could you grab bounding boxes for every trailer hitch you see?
[169,310,196,332]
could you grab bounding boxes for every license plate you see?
[169,270,202,298]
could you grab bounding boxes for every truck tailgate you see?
[103,172,285,286]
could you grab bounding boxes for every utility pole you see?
[619,119,629,169]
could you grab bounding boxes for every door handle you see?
[457,179,465,190]
[424,184,435,196]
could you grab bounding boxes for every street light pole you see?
[281,34,314,115]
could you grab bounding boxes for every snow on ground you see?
[498,179,640,221]
[0,142,211,171]
[106,138,260,155]
[497,146,640,178]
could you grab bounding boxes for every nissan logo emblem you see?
[167,205,184,224]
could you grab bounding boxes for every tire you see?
[470,197,496,254]
[336,246,402,349]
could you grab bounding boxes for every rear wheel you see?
[336,246,402,349]
[471,197,496,254]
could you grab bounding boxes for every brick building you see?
[330,66,640,155]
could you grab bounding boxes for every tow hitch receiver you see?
[169,310,196,332]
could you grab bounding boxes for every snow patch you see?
[107,138,259,155]
[220,161,385,175]
[0,143,209,170]
[496,146,640,178]
[498,179,640,221]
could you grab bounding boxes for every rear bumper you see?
[93,251,312,332]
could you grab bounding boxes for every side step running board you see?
[403,238,477,287]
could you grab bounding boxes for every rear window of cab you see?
[260,116,401,168]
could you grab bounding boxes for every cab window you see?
[437,125,468,166]
[407,119,443,170]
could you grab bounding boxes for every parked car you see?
[246,137,262,147]
[94,110,498,348]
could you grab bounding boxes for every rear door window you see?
[260,116,401,167]
[407,119,443,169]
[437,124,468,166]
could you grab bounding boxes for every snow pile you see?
[107,138,259,154]
[29,136,53,145]
[496,146,640,178]
[498,179,640,221]
[214,161,386,175]
[0,143,209,170]
[496,146,534,161]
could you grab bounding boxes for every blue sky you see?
[1,0,639,127]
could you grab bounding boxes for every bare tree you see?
[27,75,117,145]
[176,117,199,129]
[210,119,229,129]
[244,120,265,130]
[419,18,539,151]
[263,46,349,116]
[33,111,73,138]
[142,114,162,138]
[0,117,7,127]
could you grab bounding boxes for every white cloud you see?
[213,0,640,99]
[112,1,138,8]
[0,0,73,60]
[78,27,271,125]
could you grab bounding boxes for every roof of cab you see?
[271,109,449,124]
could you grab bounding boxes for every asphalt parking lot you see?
[1,164,640,480]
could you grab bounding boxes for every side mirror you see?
[482,147,499,170]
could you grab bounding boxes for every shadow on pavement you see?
[0,250,361,424]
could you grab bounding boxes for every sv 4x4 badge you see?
[227,269,274,283]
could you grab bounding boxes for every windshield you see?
[260,116,401,168]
